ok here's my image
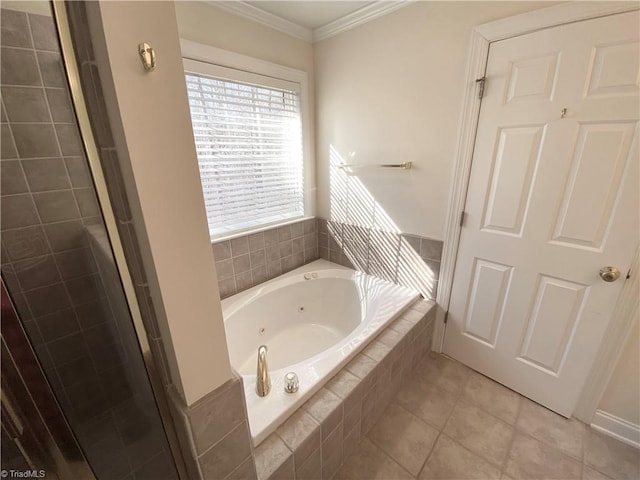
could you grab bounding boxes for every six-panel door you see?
[444,11,639,416]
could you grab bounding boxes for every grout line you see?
[416,430,442,479]
[1,84,66,92]
[5,120,75,125]
[222,453,254,480]
[499,401,521,475]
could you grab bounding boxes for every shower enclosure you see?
[1,3,179,478]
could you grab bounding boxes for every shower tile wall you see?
[318,219,443,301]
[213,218,318,299]
[1,8,175,479]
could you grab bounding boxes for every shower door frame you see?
[49,2,188,477]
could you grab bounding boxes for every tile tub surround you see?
[167,375,257,480]
[212,218,318,299]
[252,299,435,480]
[166,299,434,480]
[317,218,443,301]
[337,355,640,480]
[213,217,442,302]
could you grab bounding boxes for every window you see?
[183,54,309,239]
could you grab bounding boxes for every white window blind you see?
[184,62,304,238]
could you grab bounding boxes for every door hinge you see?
[476,77,486,100]
[444,311,449,324]
[459,211,466,227]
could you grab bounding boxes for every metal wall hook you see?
[138,43,156,72]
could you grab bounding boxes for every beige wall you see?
[314,1,557,240]
[175,2,313,73]
[88,1,232,406]
[599,308,640,426]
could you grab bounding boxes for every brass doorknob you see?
[599,266,620,283]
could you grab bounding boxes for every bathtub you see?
[221,259,420,445]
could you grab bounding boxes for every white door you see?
[444,11,639,416]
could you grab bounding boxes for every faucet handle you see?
[284,372,299,393]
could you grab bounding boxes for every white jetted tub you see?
[222,259,419,445]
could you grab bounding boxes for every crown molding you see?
[206,1,313,42]
[205,1,410,44]
[313,1,410,42]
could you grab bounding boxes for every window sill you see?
[210,216,316,244]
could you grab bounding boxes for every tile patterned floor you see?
[336,352,640,480]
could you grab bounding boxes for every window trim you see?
[180,39,315,241]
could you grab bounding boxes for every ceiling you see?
[209,1,409,42]
[244,1,374,29]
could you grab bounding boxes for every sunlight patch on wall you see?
[327,145,437,299]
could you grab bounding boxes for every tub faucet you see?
[256,345,271,397]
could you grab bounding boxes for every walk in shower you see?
[1,3,179,478]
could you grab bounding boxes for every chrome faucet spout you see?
[256,345,271,397]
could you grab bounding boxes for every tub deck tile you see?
[376,328,403,350]
[325,370,363,413]
[401,308,426,325]
[345,353,377,378]
[410,299,434,315]
[345,354,378,392]
[388,317,415,336]
[362,339,392,364]
[254,433,292,480]
[304,388,343,440]
[276,409,320,468]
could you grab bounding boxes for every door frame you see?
[434,1,640,423]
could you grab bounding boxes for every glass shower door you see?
[2,279,94,479]
[0,3,179,479]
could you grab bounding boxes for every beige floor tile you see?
[416,352,472,395]
[584,428,640,480]
[395,375,459,430]
[443,401,514,468]
[504,433,582,480]
[368,402,439,476]
[582,466,612,480]
[516,397,584,459]
[462,372,520,425]
[419,435,501,479]
[334,437,413,480]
